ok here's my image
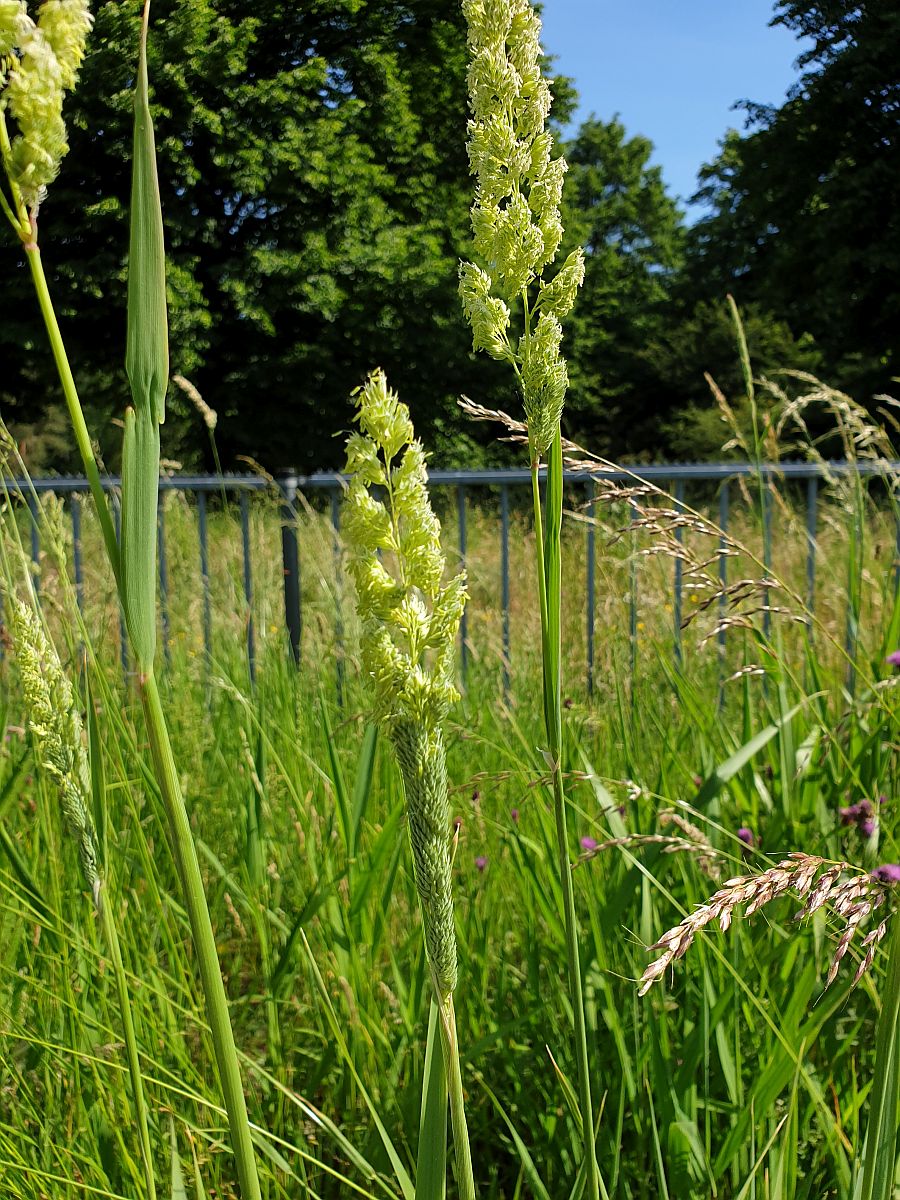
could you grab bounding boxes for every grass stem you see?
[533,430,602,1200]
[436,989,476,1200]
[99,883,158,1200]
[25,245,121,584]
[140,670,262,1200]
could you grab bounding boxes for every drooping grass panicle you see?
[639,852,893,996]
[460,0,584,460]
[9,592,100,903]
[343,368,467,999]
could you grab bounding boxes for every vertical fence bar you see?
[806,474,818,626]
[457,484,468,686]
[673,479,684,666]
[27,494,40,599]
[762,474,773,640]
[845,477,863,696]
[331,487,344,707]
[280,474,302,665]
[630,502,638,704]
[70,496,84,614]
[158,499,171,668]
[500,484,510,700]
[239,490,256,685]
[586,479,595,698]
[112,498,129,675]
[718,482,729,653]
[197,490,212,663]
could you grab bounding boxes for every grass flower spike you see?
[345,368,466,998]
[460,0,584,459]
[10,593,99,902]
[0,0,92,217]
[460,4,598,1194]
[345,368,475,1198]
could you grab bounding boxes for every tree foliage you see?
[2,0,897,471]
[1,0,503,470]
[688,0,899,403]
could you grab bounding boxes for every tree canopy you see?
[687,0,899,404]
[1,0,897,471]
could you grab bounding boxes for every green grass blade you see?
[858,915,900,1200]
[415,999,447,1200]
[121,0,167,671]
[169,1116,187,1200]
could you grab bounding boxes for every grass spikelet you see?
[9,592,99,901]
[639,853,893,996]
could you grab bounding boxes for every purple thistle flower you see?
[475,855,488,873]
[878,794,888,806]
[839,803,862,825]
[511,808,520,825]
[886,650,900,667]
[736,827,754,847]
[861,818,877,839]
[871,864,900,885]
[580,836,599,852]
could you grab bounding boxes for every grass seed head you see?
[343,369,467,998]
[639,853,893,997]
[2,0,92,210]
[10,595,100,902]
[460,0,584,459]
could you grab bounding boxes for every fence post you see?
[280,473,302,665]
[673,479,684,666]
[806,474,818,627]
[197,490,212,663]
[500,484,510,700]
[240,490,256,685]
[71,496,84,613]
[586,479,595,697]
[457,485,468,686]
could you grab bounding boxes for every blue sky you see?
[540,1,807,213]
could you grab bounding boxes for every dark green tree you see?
[559,116,686,457]
[687,0,900,402]
[2,0,559,472]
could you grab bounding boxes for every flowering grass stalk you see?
[458,2,598,1194]
[7,593,157,1200]
[1,6,262,1196]
[343,369,475,1200]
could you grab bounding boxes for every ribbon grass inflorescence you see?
[459,0,584,462]
[344,368,475,1197]
[459,3,599,1197]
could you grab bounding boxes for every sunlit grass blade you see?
[415,1000,447,1200]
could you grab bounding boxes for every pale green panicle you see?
[459,0,585,459]
[0,1,27,59]
[343,369,467,997]
[10,594,100,902]
[34,0,92,89]
[1,0,92,210]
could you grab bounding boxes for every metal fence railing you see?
[9,462,900,696]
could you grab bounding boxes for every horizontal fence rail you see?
[6,462,900,697]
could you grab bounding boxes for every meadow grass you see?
[2,469,900,1198]
[3,2,900,1196]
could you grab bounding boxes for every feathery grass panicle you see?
[460,0,584,459]
[639,853,892,996]
[1,0,92,212]
[344,368,466,999]
[9,593,99,902]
